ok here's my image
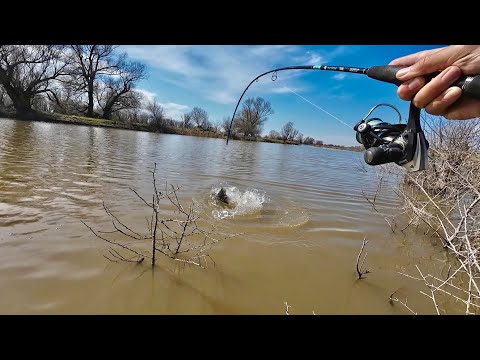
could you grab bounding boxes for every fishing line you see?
[226,62,480,172]
[225,65,364,144]
[282,84,365,166]
[225,63,480,145]
[281,84,351,129]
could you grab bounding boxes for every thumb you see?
[396,48,455,80]
[389,49,435,66]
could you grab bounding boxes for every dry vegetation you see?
[372,115,480,314]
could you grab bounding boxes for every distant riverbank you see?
[0,108,151,132]
[0,108,363,152]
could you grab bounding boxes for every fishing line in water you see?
[280,84,352,129]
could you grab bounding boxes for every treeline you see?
[0,45,274,137]
[265,121,319,145]
[0,45,360,151]
[0,45,146,119]
[0,45,210,133]
[262,120,362,151]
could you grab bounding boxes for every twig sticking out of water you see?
[82,163,241,269]
[389,290,418,315]
[356,237,371,280]
[361,176,384,213]
[284,301,291,315]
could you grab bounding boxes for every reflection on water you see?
[0,118,458,314]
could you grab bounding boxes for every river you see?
[0,119,456,314]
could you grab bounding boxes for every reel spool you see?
[354,102,428,172]
[354,103,405,150]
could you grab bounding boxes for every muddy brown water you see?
[0,119,460,314]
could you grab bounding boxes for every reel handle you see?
[366,66,480,99]
[364,144,404,166]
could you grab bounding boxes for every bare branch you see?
[284,301,291,315]
[81,220,151,260]
[83,164,240,270]
[389,291,418,315]
[356,238,371,279]
[129,187,152,207]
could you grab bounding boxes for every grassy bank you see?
[316,144,363,152]
[0,108,152,132]
[260,137,363,152]
[0,108,362,151]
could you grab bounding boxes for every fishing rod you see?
[226,65,480,172]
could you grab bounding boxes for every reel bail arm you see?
[354,101,428,172]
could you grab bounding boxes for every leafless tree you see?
[67,45,123,118]
[115,107,140,124]
[0,45,69,115]
[280,121,300,144]
[146,98,164,122]
[163,117,181,129]
[181,112,192,128]
[145,98,165,131]
[46,81,86,115]
[190,107,209,129]
[303,136,315,145]
[234,97,273,139]
[296,132,303,144]
[269,130,280,139]
[210,121,221,132]
[96,60,146,120]
[82,163,241,269]
[203,119,214,131]
[0,84,12,107]
[136,112,150,125]
[221,116,233,133]
[31,94,53,112]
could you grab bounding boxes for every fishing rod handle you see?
[366,65,480,99]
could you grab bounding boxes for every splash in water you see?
[210,185,269,220]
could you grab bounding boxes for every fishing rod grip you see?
[366,66,480,99]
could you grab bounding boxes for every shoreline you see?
[0,109,151,132]
[0,108,362,152]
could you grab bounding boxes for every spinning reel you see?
[354,101,428,172]
[226,63,480,173]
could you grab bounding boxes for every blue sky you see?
[120,45,442,146]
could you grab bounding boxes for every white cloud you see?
[135,88,189,120]
[159,102,189,120]
[307,53,323,65]
[271,85,306,94]
[136,88,157,104]
[332,73,347,80]
[207,91,237,105]
[122,45,346,106]
[292,51,324,65]
[248,45,297,57]
[327,45,349,59]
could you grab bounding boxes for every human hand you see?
[389,45,480,120]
